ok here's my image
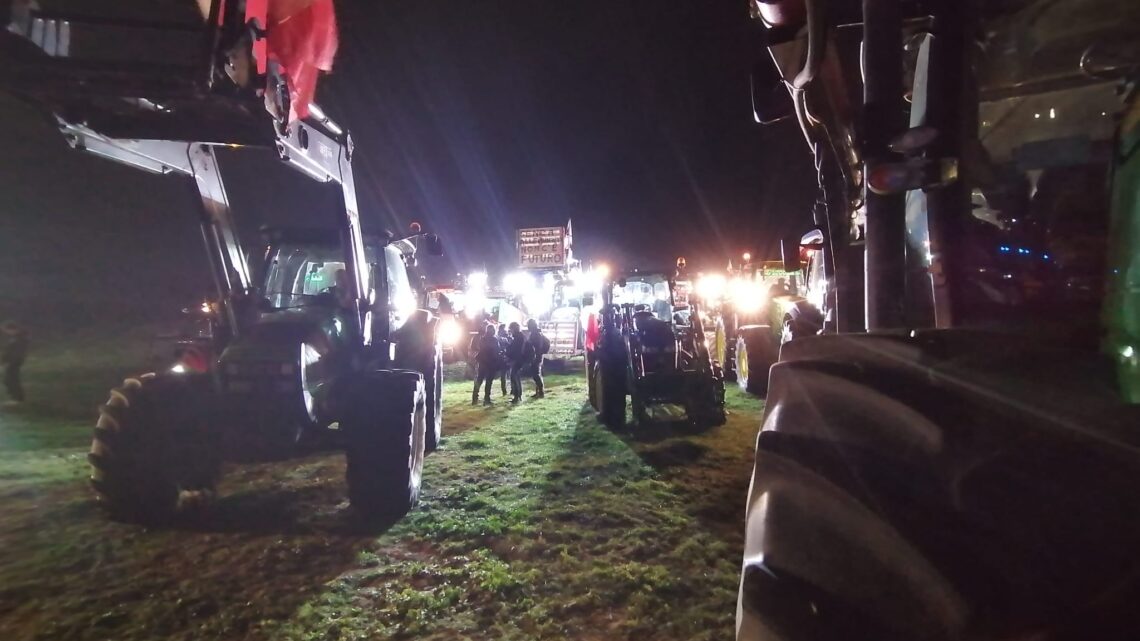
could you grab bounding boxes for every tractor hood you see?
[219,307,341,365]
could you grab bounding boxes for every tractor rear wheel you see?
[341,370,426,519]
[424,347,444,453]
[88,373,222,523]
[737,325,778,397]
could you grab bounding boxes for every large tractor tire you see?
[424,347,444,453]
[736,325,778,397]
[89,373,222,523]
[737,332,1140,640]
[593,358,626,430]
[341,370,427,520]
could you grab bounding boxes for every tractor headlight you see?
[732,279,767,314]
[697,273,727,303]
[440,318,463,346]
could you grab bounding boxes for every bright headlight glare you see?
[440,318,463,345]
[505,271,536,296]
[731,278,766,313]
[697,274,727,301]
[467,271,488,289]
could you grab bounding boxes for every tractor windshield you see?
[613,274,673,321]
[262,242,380,310]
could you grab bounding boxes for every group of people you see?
[470,318,549,406]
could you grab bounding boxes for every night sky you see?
[0,0,816,330]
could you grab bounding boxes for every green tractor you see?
[711,251,826,396]
[587,270,726,429]
[737,1,1140,639]
[2,1,445,522]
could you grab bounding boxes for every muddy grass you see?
[0,346,764,641]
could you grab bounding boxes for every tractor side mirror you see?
[780,237,801,273]
[582,293,595,306]
[423,233,444,257]
[751,58,794,125]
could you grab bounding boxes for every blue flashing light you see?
[1017,247,1031,255]
[1042,253,1051,261]
[999,245,1012,253]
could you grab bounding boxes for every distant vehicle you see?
[587,269,726,429]
[704,247,824,396]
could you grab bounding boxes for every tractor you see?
[587,269,726,429]
[737,1,1140,640]
[708,248,826,396]
[1,0,444,521]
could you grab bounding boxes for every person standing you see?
[506,322,530,403]
[1,321,29,407]
[525,319,549,398]
[496,324,510,397]
[471,325,501,406]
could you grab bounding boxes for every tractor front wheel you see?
[89,373,222,523]
[424,347,444,453]
[737,326,777,397]
[594,359,626,430]
[341,370,426,520]
[586,350,598,409]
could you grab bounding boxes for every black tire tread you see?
[342,370,427,519]
[88,373,221,522]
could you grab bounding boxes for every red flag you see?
[266,0,338,122]
[585,312,600,353]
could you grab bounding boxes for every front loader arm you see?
[1,0,368,342]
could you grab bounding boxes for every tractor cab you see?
[613,272,679,375]
[256,227,425,340]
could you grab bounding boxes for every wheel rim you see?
[781,320,795,345]
[737,341,749,383]
[412,396,425,473]
[300,343,321,422]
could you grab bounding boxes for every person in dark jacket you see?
[496,324,510,396]
[471,324,502,406]
[505,322,531,403]
[525,318,548,398]
[1,321,29,406]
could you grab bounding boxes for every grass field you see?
[0,340,763,640]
